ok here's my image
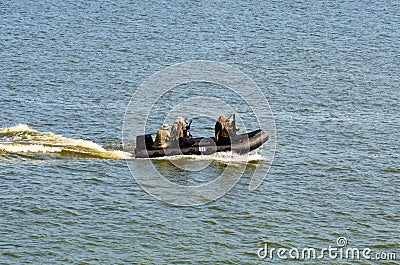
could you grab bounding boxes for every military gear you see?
[154,126,170,148]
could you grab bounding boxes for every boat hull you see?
[135,129,268,158]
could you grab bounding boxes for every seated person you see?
[225,117,239,137]
[170,117,186,143]
[215,114,229,145]
[153,124,170,148]
[171,116,195,148]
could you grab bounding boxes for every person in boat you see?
[225,116,239,137]
[215,114,239,145]
[153,124,171,149]
[215,114,229,145]
[170,117,186,142]
[171,116,194,147]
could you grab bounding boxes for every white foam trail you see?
[0,124,132,159]
[149,151,266,163]
[0,143,62,153]
[0,123,32,133]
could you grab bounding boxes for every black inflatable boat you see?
[135,129,269,158]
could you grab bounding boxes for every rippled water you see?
[1,1,399,264]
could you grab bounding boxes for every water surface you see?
[1,0,399,264]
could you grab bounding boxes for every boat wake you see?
[149,150,266,164]
[0,124,132,160]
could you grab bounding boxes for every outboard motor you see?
[136,134,154,152]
